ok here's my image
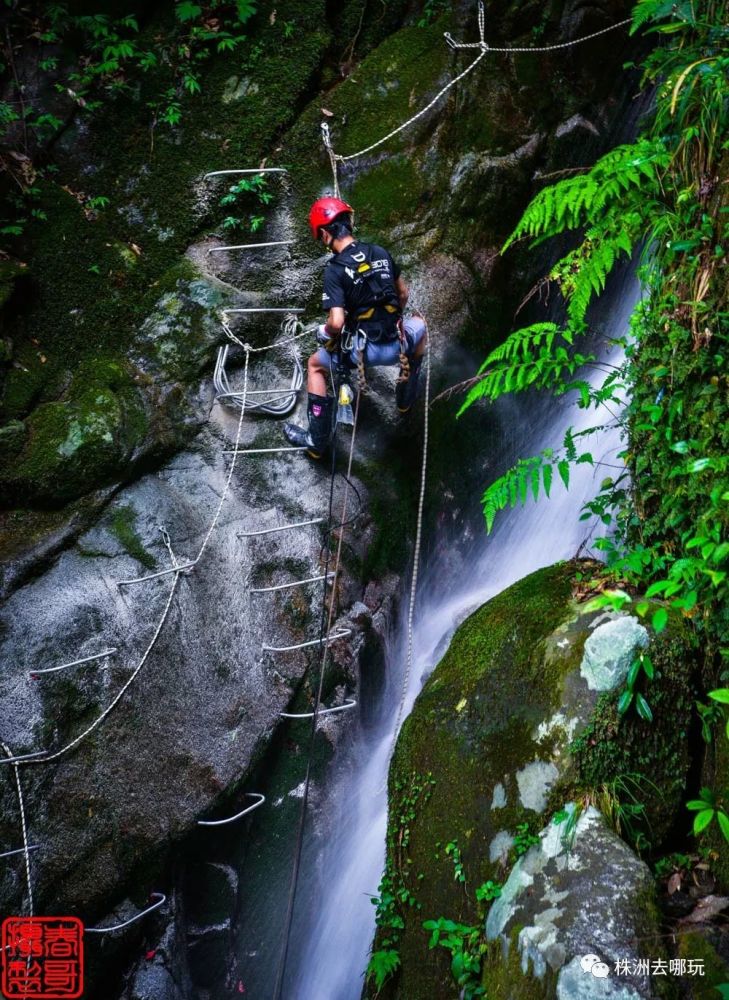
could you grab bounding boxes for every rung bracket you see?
[0,845,40,861]
[86,893,166,934]
[280,699,357,720]
[262,629,351,653]
[237,518,323,538]
[250,573,334,595]
[208,240,294,255]
[197,793,266,828]
[31,648,117,677]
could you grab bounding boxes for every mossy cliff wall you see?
[0,0,635,518]
[371,561,714,1000]
[0,2,643,995]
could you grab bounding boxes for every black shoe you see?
[396,357,423,414]
[283,393,333,458]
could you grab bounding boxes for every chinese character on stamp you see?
[2,917,84,999]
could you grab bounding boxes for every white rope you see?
[324,1,631,168]
[445,17,632,53]
[334,46,489,163]
[221,315,313,352]
[22,538,182,765]
[1,741,34,915]
[389,325,430,762]
[321,121,341,198]
[195,348,249,563]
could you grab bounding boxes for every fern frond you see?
[503,140,667,253]
[458,323,583,414]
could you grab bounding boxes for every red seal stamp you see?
[2,916,84,998]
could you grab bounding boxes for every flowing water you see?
[283,270,639,1000]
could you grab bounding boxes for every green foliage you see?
[617,651,655,721]
[460,0,729,786]
[416,0,449,29]
[0,1,259,241]
[421,918,485,999]
[217,174,273,232]
[511,821,539,859]
[367,948,401,991]
[686,787,729,843]
[475,880,501,902]
[366,771,434,992]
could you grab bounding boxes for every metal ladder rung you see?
[0,845,40,860]
[30,648,117,677]
[280,699,357,720]
[238,518,324,538]
[197,793,266,827]
[216,389,297,398]
[222,308,305,315]
[118,561,195,587]
[223,446,307,456]
[262,629,351,653]
[250,573,335,594]
[208,240,294,255]
[0,751,49,765]
[86,893,166,934]
[204,169,288,178]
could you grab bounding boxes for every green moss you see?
[2,0,334,504]
[0,258,25,309]
[569,628,697,849]
[108,504,156,570]
[481,929,557,999]
[676,931,729,996]
[350,155,429,235]
[374,563,575,999]
[0,355,148,507]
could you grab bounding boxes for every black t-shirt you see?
[321,241,401,317]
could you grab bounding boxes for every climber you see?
[283,196,427,458]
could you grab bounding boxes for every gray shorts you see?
[315,315,426,370]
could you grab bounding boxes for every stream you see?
[282,270,639,1000]
[193,269,639,1000]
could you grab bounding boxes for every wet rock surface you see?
[372,562,697,999]
[0,0,649,994]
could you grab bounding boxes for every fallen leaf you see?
[39,354,46,364]
[679,895,729,924]
[130,243,142,256]
[269,9,276,23]
[321,107,334,117]
[667,872,681,895]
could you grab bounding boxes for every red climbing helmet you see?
[308,196,354,240]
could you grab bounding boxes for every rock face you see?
[0,0,642,993]
[486,806,658,999]
[372,562,696,999]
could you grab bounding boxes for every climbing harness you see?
[0,0,634,968]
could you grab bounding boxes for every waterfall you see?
[284,269,639,1000]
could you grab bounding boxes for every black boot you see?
[283,393,333,459]
[396,356,423,415]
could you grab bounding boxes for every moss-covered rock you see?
[370,561,698,999]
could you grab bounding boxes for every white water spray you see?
[287,274,638,1000]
